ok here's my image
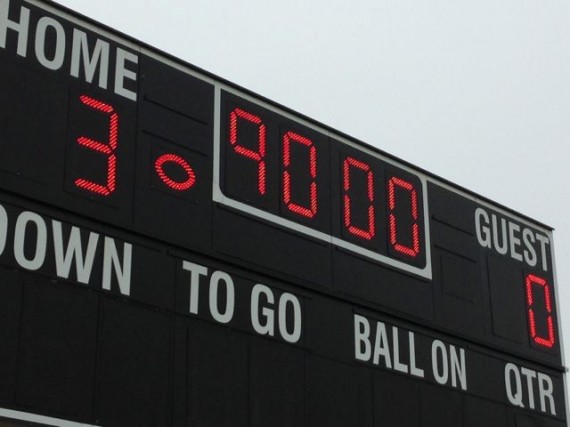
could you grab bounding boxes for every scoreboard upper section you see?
[0,0,563,372]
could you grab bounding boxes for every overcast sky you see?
[55,0,570,379]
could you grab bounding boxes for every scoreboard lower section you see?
[0,193,564,427]
[0,0,566,426]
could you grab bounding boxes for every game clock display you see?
[0,0,565,426]
[217,90,428,272]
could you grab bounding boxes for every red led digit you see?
[74,95,118,196]
[526,273,555,348]
[154,154,196,191]
[388,176,420,257]
[343,157,375,240]
[282,131,317,218]
[229,108,266,195]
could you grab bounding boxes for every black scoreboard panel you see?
[0,0,565,426]
[0,193,565,426]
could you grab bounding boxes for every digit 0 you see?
[74,95,118,196]
[282,131,318,218]
[526,273,556,348]
[388,176,420,258]
[343,156,375,240]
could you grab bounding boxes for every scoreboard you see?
[0,0,566,426]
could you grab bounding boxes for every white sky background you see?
[56,0,570,376]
